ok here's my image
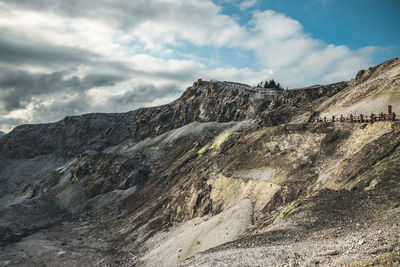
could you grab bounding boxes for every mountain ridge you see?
[0,78,348,159]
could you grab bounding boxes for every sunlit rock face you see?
[0,58,400,267]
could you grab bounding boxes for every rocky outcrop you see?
[70,152,150,198]
[351,57,400,86]
[285,81,348,103]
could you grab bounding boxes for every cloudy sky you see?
[0,0,399,132]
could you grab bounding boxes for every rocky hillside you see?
[0,58,400,266]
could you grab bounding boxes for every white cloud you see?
[127,1,249,51]
[240,0,257,10]
[246,10,375,86]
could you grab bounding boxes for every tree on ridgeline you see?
[257,79,284,90]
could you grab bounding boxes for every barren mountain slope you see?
[0,59,400,266]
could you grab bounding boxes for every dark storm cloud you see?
[132,69,198,83]
[4,0,162,24]
[0,26,134,75]
[29,92,91,122]
[82,73,127,88]
[0,37,99,68]
[0,68,127,111]
[109,84,181,106]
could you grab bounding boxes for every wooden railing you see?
[317,106,398,123]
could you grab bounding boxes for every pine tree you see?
[269,79,276,89]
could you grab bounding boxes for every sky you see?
[0,0,399,132]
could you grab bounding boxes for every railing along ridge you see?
[317,105,399,123]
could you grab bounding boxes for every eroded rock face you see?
[1,58,400,267]
[352,57,400,86]
[285,81,348,103]
[70,152,150,198]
